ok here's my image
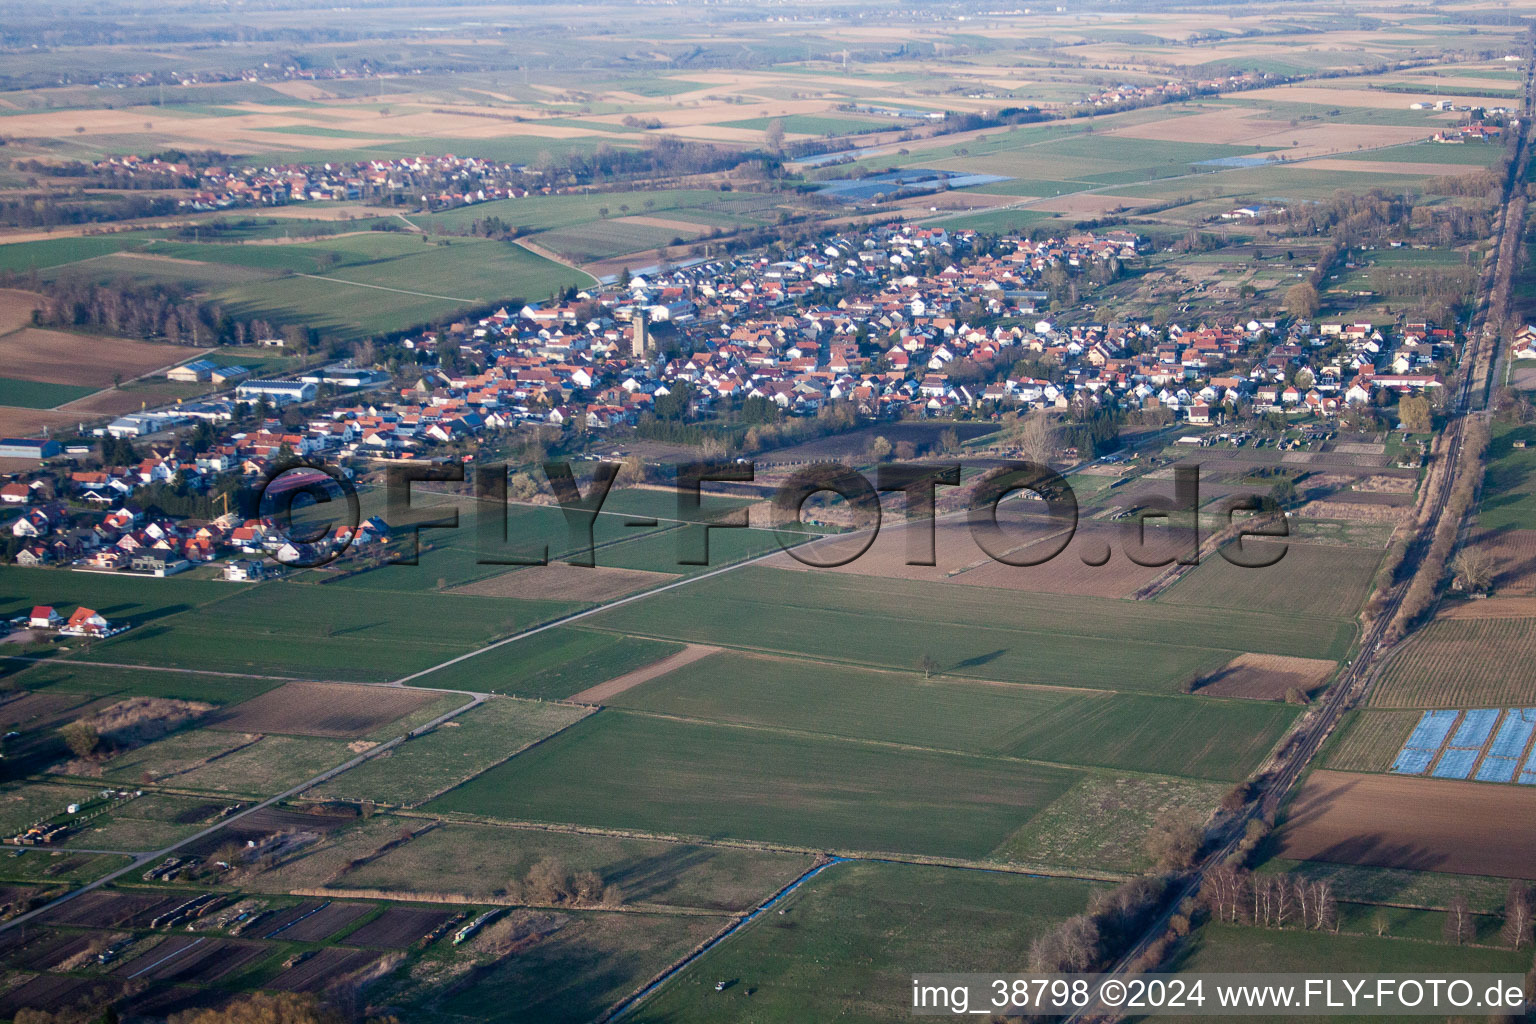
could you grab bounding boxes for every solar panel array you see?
[1390,708,1536,785]
[1390,709,1459,775]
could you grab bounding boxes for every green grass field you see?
[431,909,720,1024]
[335,818,814,913]
[991,772,1227,872]
[628,860,1096,1023]
[8,661,282,705]
[210,238,590,341]
[427,710,1081,858]
[407,627,681,698]
[1159,541,1382,620]
[1477,422,1536,532]
[584,566,1355,694]
[610,652,1296,780]
[76,580,582,681]
[0,376,97,408]
[1170,921,1528,1003]
[311,697,589,806]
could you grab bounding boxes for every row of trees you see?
[18,273,316,349]
[1202,867,1338,931]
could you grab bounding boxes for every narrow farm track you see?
[1063,40,1536,1021]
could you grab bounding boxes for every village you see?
[0,219,1473,584]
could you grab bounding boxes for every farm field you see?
[990,773,1227,873]
[1275,770,1536,879]
[1371,616,1536,708]
[205,681,444,738]
[209,238,590,341]
[627,861,1095,1024]
[427,710,1081,859]
[584,565,1356,694]
[0,377,96,409]
[406,626,682,699]
[1477,424,1536,533]
[168,734,357,796]
[1320,709,1424,773]
[309,696,590,806]
[1158,540,1382,620]
[1192,653,1338,701]
[1167,920,1529,1015]
[0,327,190,389]
[0,5,1528,1018]
[609,651,1297,780]
[331,818,814,913]
[431,909,721,1024]
[75,580,583,681]
[6,661,281,707]
[1461,527,1536,594]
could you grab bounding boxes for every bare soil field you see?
[1278,770,1536,879]
[0,290,40,334]
[0,975,123,1020]
[206,682,436,738]
[765,515,1051,583]
[1297,158,1482,176]
[1111,106,1432,158]
[54,386,188,418]
[451,563,675,603]
[114,936,269,983]
[1024,193,1152,214]
[0,405,88,436]
[1441,597,1536,619]
[274,900,373,942]
[1233,85,1507,110]
[1465,528,1536,594]
[1192,653,1336,700]
[0,692,90,732]
[567,644,721,705]
[1297,499,1410,524]
[0,328,190,388]
[41,890,187,928]
[953,522,1190,598]
[342,905,455,948]
[268,946,382,993]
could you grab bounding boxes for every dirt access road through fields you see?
[1062,43,1536,1019]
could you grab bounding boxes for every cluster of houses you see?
[20,604,119,638]
[54,224,1458,463]
[75,152,560,213]
[1431,122,1505,143]
[1081,71,1267,108]
[3,463,388,572]
[173,154,548,211]
[269,223,1448,450]
[0,221,1465,573]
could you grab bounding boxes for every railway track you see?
[1066,38,1536,1021]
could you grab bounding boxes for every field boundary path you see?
[567,644,720,704]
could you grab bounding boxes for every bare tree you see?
[1016,412,1058,466]
[916,654,939,679]
[1310,881,1337,932]
[1145,812,1203,872]
[1444,893,1473,945]
[1502,881,1532,949]
[1451,547,1496,594]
